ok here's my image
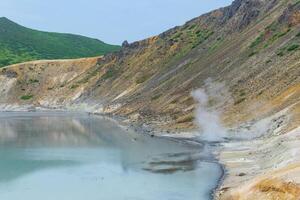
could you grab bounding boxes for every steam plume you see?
[192,78,230,142]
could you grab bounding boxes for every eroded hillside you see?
[0,57,99,109]
[2,0,298,130]
[0,0,299,199]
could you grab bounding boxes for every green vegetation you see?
[209,37,224,52]
[171,25,214,50]
[250,21,292,50]
[29,79,39,83]
[296,32,300,37]
[0,17,120,67]
[277,50,285,56]
[287,44,299,51]
[263,28,291,48]
[20,95,33,100]
[161,25,215,71]
[277,29,290,37]
[188,24,196,30]
[102,67,118,80]
[276,43,299,56]
[250,34,264,48]
[294,0,300,5]
[192,29,214,48]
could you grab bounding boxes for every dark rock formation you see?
[122,40,130,48]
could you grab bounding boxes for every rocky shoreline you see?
[0,105,226,200]
[92,107,300,199]
[1,104,300,199]
[79,111,230,200]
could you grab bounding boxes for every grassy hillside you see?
[0,17,120,67]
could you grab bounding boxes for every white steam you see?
[192,79,231,142]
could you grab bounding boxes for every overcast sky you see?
[0,0,233,45]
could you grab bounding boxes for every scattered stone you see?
[238,172,247,177]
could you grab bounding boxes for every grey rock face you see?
[122,40,130,48]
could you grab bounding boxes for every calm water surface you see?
[0,112,221,200]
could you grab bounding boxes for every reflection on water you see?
[0,112,221,200]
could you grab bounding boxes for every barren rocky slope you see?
[0,0,299,199]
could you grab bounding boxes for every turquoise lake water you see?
[0,112,222,200]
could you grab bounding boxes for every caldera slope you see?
[0,0,299,199]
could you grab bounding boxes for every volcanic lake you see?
[0,112,222,200]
